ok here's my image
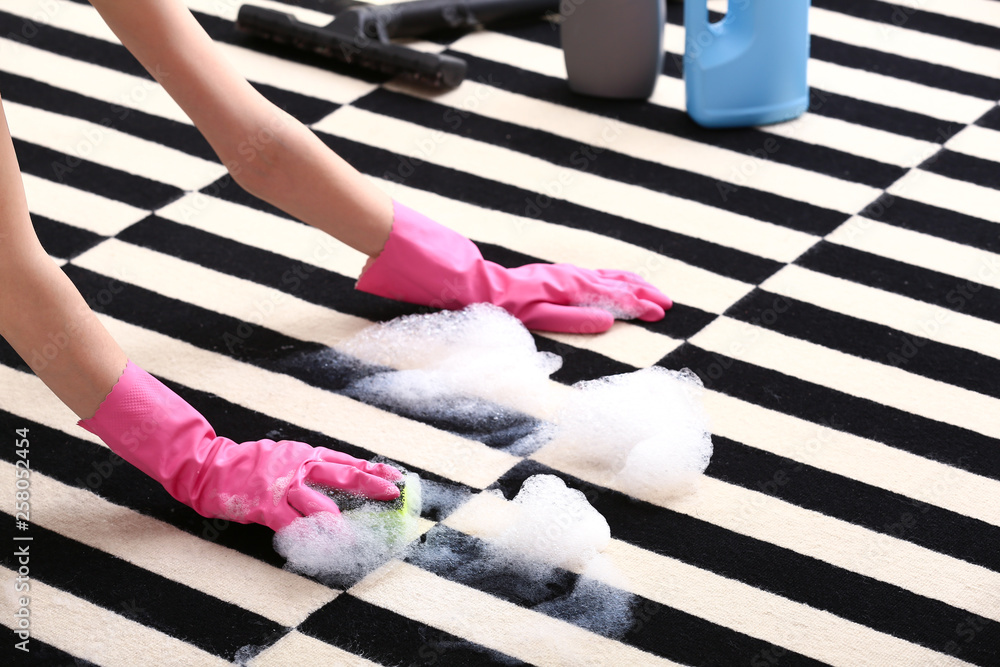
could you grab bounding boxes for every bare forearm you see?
[88,0,393,257]
[0,94,126,419]
[0,252,127,420]
[225,108,394,257]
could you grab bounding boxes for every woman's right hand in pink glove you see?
[356,201,672,334]
[79,361,402,532]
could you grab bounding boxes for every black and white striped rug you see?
[2,0,999,665]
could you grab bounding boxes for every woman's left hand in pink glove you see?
[79,361,402,532]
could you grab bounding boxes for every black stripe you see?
[355,84,900,209]
[198,173,294,220]
[922,149,1000,191]
[0,10,340,126]
[728,288,1000,399]
[300,593,525,666]
[62,258,542,461]
[0,517,288,661]
[359,72,903,193]
[494,459,1000,665]
[0,70,218,162]
[0,401,285,567]
[709,435,1000,572]
[797,241,1000,325]
[663,343,1000,482]
[317,130,801,286]
[977,105,1000,132]
[811,36,1000,101]
[406,524,827,667]
[31,214,104,260]
[120,208,716,341]
[433,55,857,235]
[12,138,184,210]
[3,634,97,667]
[811,0,1000,50]
[0,10,151,79]
[807,87,963,143]
[859,194,1000,255]
[492,10,966,143]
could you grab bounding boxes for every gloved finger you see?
[285,481,343,522]
[595,270,672,309]
[305,461,402,501]
[314,449,403,482]
[635,299,667,322]
[518,302,615,334]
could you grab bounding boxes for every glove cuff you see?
[78,360,222,512]
[356,200,487,309]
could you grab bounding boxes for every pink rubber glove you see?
[356,201,672,333]
[78,361,402,531]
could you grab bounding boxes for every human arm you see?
[86,0,672,332]
[0,94,399,530]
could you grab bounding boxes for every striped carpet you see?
[2,0,999,664]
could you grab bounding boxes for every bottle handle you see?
[684,0,711,54]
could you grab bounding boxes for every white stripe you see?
[384,80,877,218]
[250,631,385,667]
[378,181,750,318]
[888,169,1000,225]
[0,459,337,627]
[762,112,939,168]
[529,446,1000,624]
[6,0,378,106]
[540,324,680,369]
[159,190,682,367]
[317,107,753,314]
[454,30,948,172]
[0,567,231,666]
[601,541,973,667]
[946,122,1000,163]
[351,561,682,667]
[0,38,192,124]
[156,192,369,280]
[894,0,1000,29]
[4,101,225,191]
[382,80,831,260]
[763,264,1000,363]
[90,310,519,489]
[0,364,102,444]
[703,389,1000,528]
[805,6,1000,79]
[21,173,146,236]
[828,217,1000,291]
[690,316,1000,440]
[72,237,371,348]
[808,59,994,125]
[443,494,975,667]
[4,0,120,43]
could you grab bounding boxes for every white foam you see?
[552,366,713,498]
[273,472,423,588]
[435,475,636,640]
[339,304,564,419]
[489,475,611,572]
[338,304,712,498]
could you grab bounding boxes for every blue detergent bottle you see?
[684,0,811,128]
